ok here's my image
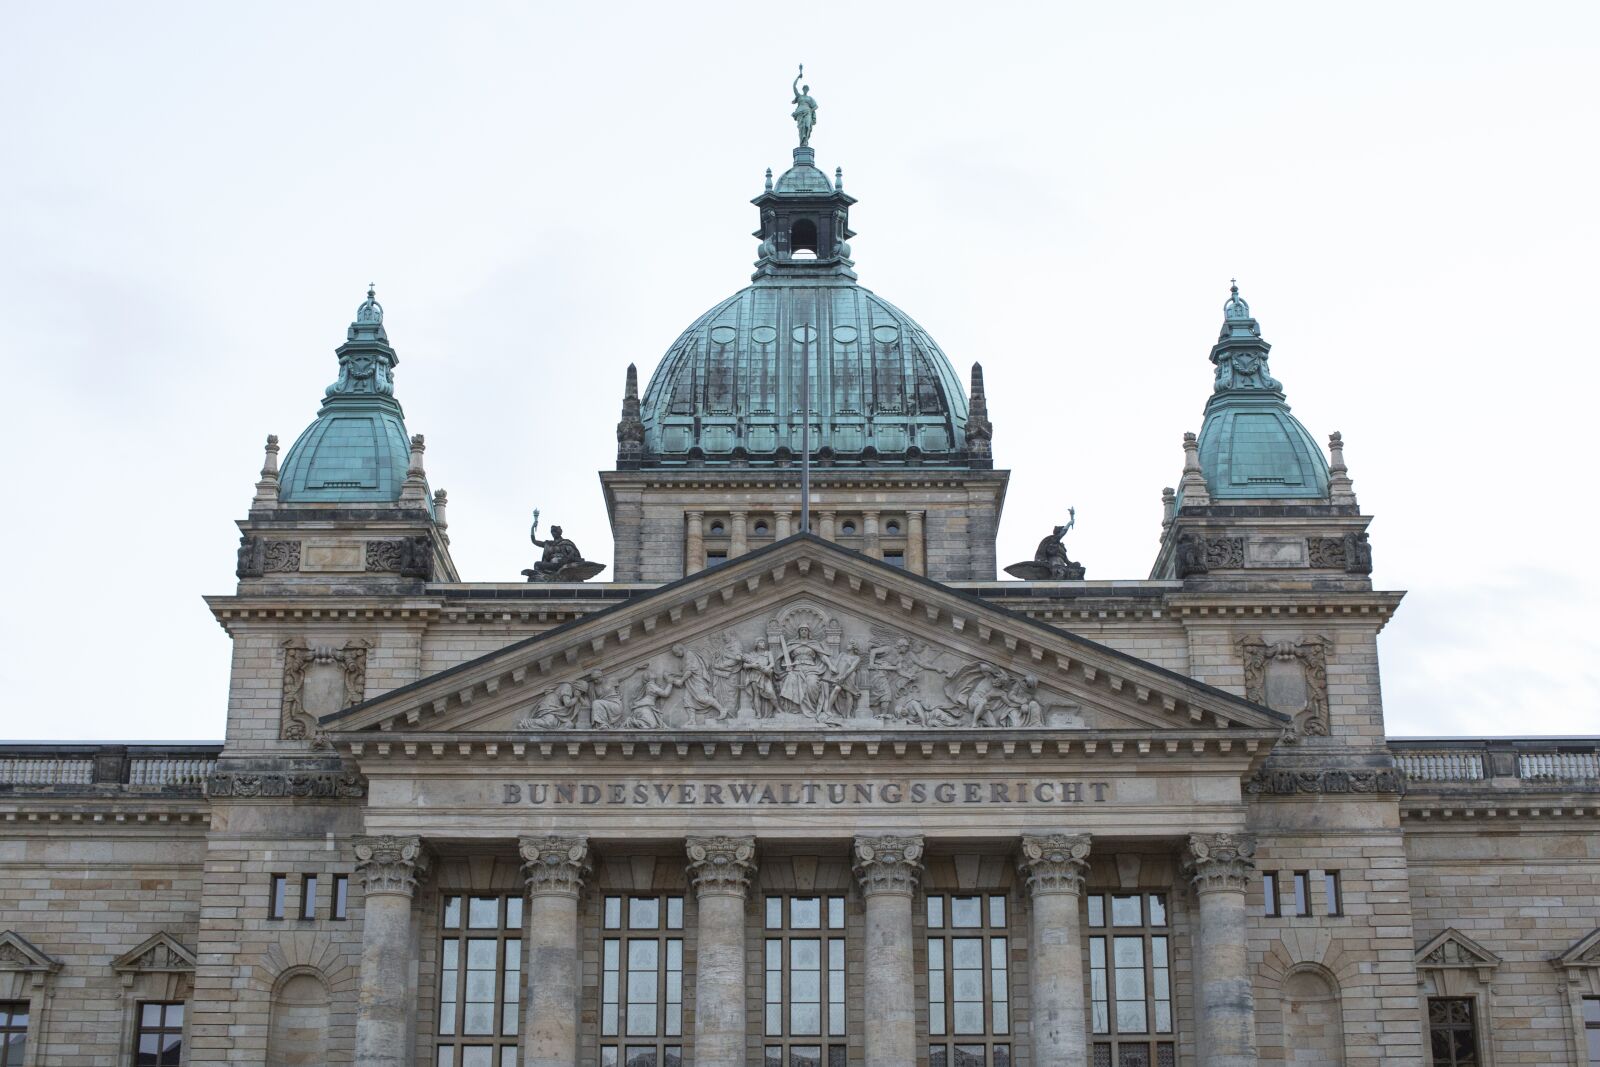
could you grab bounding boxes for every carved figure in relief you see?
[1002,672,1045,727]
[626,667,675,729]
[672,643,732,721]
[777,625,826,716]
[817,641,863,722]
[738,639,779,717]
[517,679,590,729]
[944,662,1010,727]
[709,633,745,712]
[587,669,629,729]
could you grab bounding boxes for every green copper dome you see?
[636,147,976,468]
[279,288,420,504]
[1195,284,1331,500]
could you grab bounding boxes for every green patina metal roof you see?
[1196,284,1330,500]
[279,288,422,505]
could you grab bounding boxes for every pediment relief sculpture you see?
[0,931,61,976]
[1415,928,1501,982]
[112,932,197,977]
[513,601,1085,732]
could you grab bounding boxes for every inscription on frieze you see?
[511,601,1087,732]
[499,778,1114,807]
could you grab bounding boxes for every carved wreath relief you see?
[280,639,371,743]
[514,602,1085,731]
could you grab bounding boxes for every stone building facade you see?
[2,104,1598,1067]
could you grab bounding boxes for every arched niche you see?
[267,969,331,1067]
[1282,966,1345,1066]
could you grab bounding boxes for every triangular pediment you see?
[327,535,1288,738]
[112,932,196,976]
[1415,928,1501,972]
[1555,928,1600,970]
[0,930,61,974]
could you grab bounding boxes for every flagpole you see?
[800,324,811,533]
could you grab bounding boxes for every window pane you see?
[1087,894,1105,928]
[141,1003,164,1027]
[437,1047,453,1067]
[828,896,845,929]
[302,875,319,918]
[927,895,945,928]
[468,896,499,929]
[1324,872,1341,914]
[930,1047,948,1067]
[994,1045,1012,1067]
[667,896,683,930]
[506,896,523,928]
[1111,895,1141,926]
[951,897,982,928]
[989,895,1007,928]
[334,875,349,919]
[605,896,623,930]
[630,897,660,929]
[461,1048,493,1067]
[791,1003,821,1035]
[624,1049,658,1067]
[1263,872,1278,916]
[954,1044,986,1066]
[502,1049,518,1067]
[1148,894,1167,927]
[767,897,783,930]
[792,898,821,929]
[1585,997,1600,1024]
[1294,873,1309,916]
[443,895,462,929]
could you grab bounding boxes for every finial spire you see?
[965,362,993,468]
[616,363,644,469]
[764,167,773,191]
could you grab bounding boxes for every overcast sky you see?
[2,1,1596,741]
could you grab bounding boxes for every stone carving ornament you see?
[853,834,924,896]
[353,835,430,897]
[1240,635,1330,737]
[518,835,591,898]
[512,604,1068,732]
[1306,533,1374,575]
[1245,768,1403,796]
[205,770,367,799]
[1185,832,1256,893]
[1017,833,1092,896]
[685,836,758,897]
[281,639,370,743]
[1175,533,1246,577]
[365,536,433,578]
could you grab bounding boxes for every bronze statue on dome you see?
[522,508,606,582]
[1004,508,1086,581]
[791,64,817,147]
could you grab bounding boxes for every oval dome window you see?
[871,325,900,345]
[832,325,858,345]
[709,325,738,345]
[751,326,778,345]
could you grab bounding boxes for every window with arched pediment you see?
[267,970,330,1067]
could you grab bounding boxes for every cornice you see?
[600,470,1010,492]
[1401,799,1600,823]
[0,806,208,828]
[337,728,1280,770]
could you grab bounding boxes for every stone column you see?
[863,510,882,559]
[908,511,925,574]
[1186,833,1259,1067]
[853,835,924,1067]
[519,835,591,1067]
[777,511,793,538]
[686,836,758,1067]
[731,510,748,557]
[1018,834,1091,1065]
[353,835,431,1067]
[685,511,704,576]
[820,510,836,540]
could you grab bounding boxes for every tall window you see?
[1428,997,1480,1065]
[1262,872,1279,917]
[0,1002,27,1067]
[134,1002,184,1066]
[438,893,522,1067]
[1292,872,1310,917]
[1583,996,1600,1065]
[764,894,847,1067]
[300,874,319,920]
[332,874,349,920]
[1323,871,1342,917]
[926,893,1011,1067]
[269,874,288,920]
[601,893,684,1067]
[1086,891,1173,1067]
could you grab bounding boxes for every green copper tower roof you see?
[279,287,420,504]
[1195,283,1331,500]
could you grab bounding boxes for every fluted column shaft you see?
[353,835,431,1067]
[1187,833,1259,1067]
[686,836,758,1067]
[853,835,924,1067]
[685,511,704,576]
[1019,834,1091,1066]
[519,835,591,1067]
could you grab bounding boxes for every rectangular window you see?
[1428,996,1480,1066]
[765,894,847,1066]
[0,1002,28,1067]
[437,894,523,1066]
[300,874,319,920]
[332,874,349,920]
[268,874,287,920]
[134,1001,184,1066]
[927,893,1011,1067]
[1262,872,1279,917]
[1583,996,1600,1066]
[1086,891,1174,1067]
[1293,872,1310,917]
[883,551,906,568]
[705,551,729,567]
[600,893,684,1067]
[1323,871,1342,917]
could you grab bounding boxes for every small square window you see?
[705,551,729,567]
[883,551,906,569]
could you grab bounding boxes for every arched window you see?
[790,219,818,259]
[1282,968,1344,1066]
[267,971,331,1067]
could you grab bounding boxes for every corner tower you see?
[603,80,1007,581]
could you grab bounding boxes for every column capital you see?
[1018,833,1091,896]
[352,834,432,898]
[853,834,924,897]
[1185,832,1257,893]
[686,835,758,898]
[519,834,591,899]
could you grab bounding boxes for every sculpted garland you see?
[515,605,1078,731]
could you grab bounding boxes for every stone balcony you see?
[1391,737,1600,821]
[0,742,220,795]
